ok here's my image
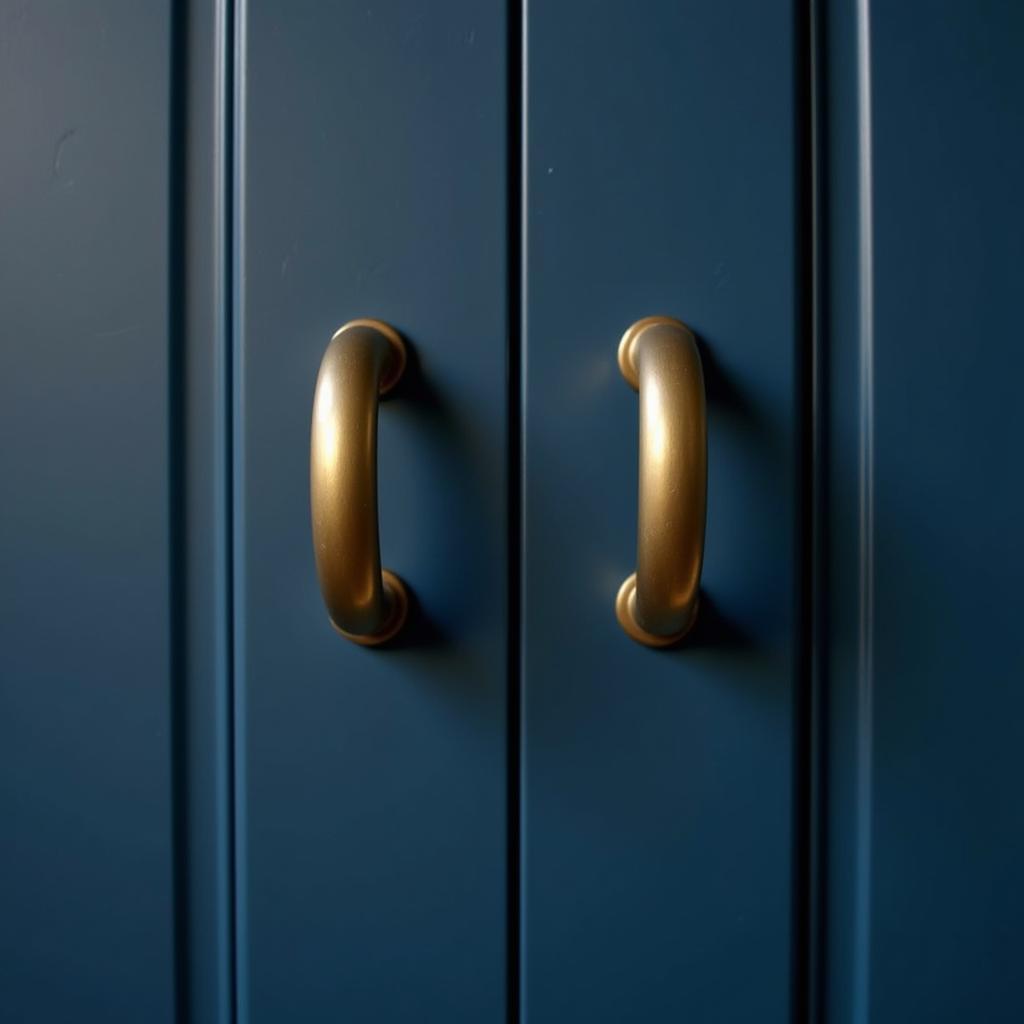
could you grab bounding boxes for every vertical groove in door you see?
[170,0,238,1020]
[231,0,247,1021]
[795,0,827,1020]
[818,2,879,1017]
[169,2,189,1017]
[803,0,829,1019]
[220,2,238,1022]
[850,1,875,1019]
[508,1,525,1021]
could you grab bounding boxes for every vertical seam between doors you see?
[169,2,189,1018]
[229,0,245,1021]
[852,0,875,1020]
[792,0,818,1017]
[797,0,830,1018]
[220,1,238,1020]
[794,0,832,1018]
[508,0,525,1021]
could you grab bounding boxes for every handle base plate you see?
[332,318,407,394]
[331,569,409,646]
[616,573,698,648]
[617,315,692,390]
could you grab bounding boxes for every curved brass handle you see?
[311,319,409,645]
[615,316,707,646]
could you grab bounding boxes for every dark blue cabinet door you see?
[521,2,800,1020]
[235,3,510,1020]
[821,1,1024,1021]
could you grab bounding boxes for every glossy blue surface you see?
[521,2,799,1019]
[822,1,1024,1020]
[234,2,509,1020]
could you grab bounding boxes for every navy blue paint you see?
[822,1,1024,1021]
[818,1,864,1015]
[7,4,1022,1019]
[0,4,177,1020]
[175,1,235,1021]
[802,1,828,1019]
[521,2,799,1020]
[234,3,509,1020]
[505,1,525,1021]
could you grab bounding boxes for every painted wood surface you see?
[821,1,1024,1021]
[5,3,1022,1020]
[0,5,179,1020]
[234,3,510,1020]
[521,2,801,1019]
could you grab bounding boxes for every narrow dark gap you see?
[506,1,524,1021]
[168,1,191,1021]
[807,0,830,1018]
[792,0,822,1020]
[224,2,238,1022]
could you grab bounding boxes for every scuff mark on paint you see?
[53,128,77,186]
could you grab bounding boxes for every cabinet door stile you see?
[235,4,510,1020]
[521,2,801,1019]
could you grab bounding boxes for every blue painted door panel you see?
[521,2,800,1019]
[821,2,1024,1021]
[235,3,509,1020]
[0,4,178,1020]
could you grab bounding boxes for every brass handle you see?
[310,319,409,645]
[615,316,707,646]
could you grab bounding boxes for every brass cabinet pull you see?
[616,317,707,646]
[311,319,409,645]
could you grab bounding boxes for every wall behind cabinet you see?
[0,5,178,1020]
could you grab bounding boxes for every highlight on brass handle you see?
[615,316,707,647]
[311,319,409,645]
